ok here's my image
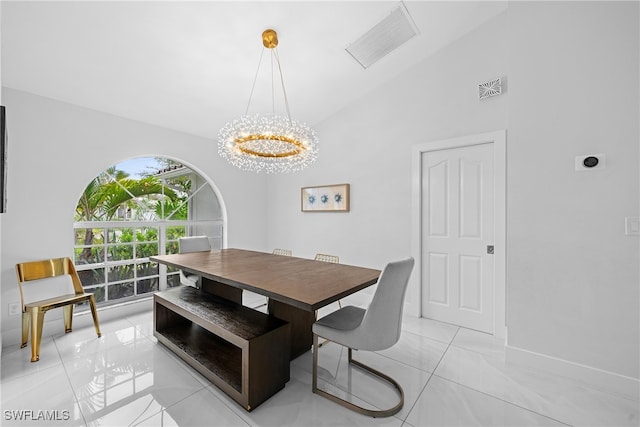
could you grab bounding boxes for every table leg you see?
[201,278,243,304]
[267,299,315,360]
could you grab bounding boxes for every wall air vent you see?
[479,78,502,99]
[345,3,419,69]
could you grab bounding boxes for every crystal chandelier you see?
[218,29,319,174]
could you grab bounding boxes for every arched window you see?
[73,157,224,306]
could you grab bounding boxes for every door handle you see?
[487,245,494,255]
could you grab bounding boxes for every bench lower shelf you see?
[154,286,290,411]
[157,322,243,392]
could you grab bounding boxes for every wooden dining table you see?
[150,248,381,359]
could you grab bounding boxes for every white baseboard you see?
[506,344,639,401]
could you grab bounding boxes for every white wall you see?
[2,0,636,393]
[267,0,639,387]
[0,88,269,346]
[506,1,639,380]
[267,11,508,273]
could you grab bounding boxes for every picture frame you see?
[0,106,6,213]
[301,183,350,212]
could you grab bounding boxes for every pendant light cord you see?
[271,51,275,114]
[273,48,293,125]
[244,48,265,116]
[244,45,293,125]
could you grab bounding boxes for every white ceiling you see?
[2,1,507,140]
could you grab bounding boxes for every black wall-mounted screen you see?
[1,106,6,213]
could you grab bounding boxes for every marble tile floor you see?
[1,307,637,427]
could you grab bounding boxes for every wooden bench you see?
[154,286,290,411]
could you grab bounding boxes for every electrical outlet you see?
[8,303,21,316]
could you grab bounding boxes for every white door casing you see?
[409,130,506,338]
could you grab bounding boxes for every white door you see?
[421,142,494,333]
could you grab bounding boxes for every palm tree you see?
[75,168,178,264]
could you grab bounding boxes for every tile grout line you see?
[56,317,177,426]
[52,335,90,427]
[390,325,463,376]
[127,315,211,425]
[397,372,432,423]
[132,316,251,426]
[126,394,164,427]
[430,325,460,375]
[399,326,462,423]
[371,328,457,375]
[0,338,62,383]
[432,329,574,426]
[317,343,414,418]
[431,373,574,427]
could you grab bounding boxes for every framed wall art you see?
[301,183,350,212]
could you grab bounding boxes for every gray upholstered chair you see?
[312,257,415,418]
[178,236,211,288]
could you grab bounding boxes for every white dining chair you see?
[178,236,211,288]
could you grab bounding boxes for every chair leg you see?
[29,307,45,363]
[63,304,73,333]
[312,333,319,391]
[312,334,404,418]
[314,310,332,348]
[88,295,102,338]
[21,311,29,348]
[314,311,328,348]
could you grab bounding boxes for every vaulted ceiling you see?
[2,1,507,139]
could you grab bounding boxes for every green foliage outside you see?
[74,159,194,303]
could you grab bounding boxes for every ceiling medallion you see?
[218,29,319,173]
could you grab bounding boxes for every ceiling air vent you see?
[346,3,419,69]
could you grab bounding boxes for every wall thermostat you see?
[583,156,599,168]
[575,153,605,171]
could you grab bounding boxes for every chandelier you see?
[218,29,319,174]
